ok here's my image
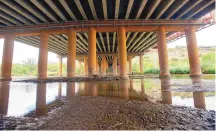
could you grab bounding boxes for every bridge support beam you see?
[88,27,97,76]
[101,56,106,76]
[118,26,128,78]
[58,56,62,77]
[157,26,170,77]
[128,57,132,75]
[185,26,202,77]
[139,55,143,73]
[1,34,14,80]
[84,56,88,75]
[38,31,49,79]
[67,29,76,77]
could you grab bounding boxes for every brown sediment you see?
[2,96,215,130]
[13,75,159,83]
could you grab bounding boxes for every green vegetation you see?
[0,58,84,77]
[0,47,214,76]
[132,47,215,74]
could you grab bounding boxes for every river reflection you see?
[0,75,215,116]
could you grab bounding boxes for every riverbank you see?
[13,75,160,83]
[2,96,215,130]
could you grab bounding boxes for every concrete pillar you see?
[157,26,170,77]
[36,83,47,116]
[38,31,49,79]
[112,56,117,75]
[185,26,202,77]
[139,55,143,73]
[101,56,106,75]
[96,56,99,73]
[84,56,88,75]
[88,27,97,76]
[67,29,76,77]
[128,57,132,75]
[58,56,62,77]
[1,34,14,80]
[118,26,128,78]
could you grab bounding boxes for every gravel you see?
[1,96,215,130]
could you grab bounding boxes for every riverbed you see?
[0,74,215,129]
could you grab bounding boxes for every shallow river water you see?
[0,75,215,117]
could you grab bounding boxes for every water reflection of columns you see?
[160,78,172,104]
[84,82,89,96]
[58,83,62,97]
[67,82,75,97]
[141,79,145,97]
[0,81,10,115]
[192,77,206,109]
[113,82,119,97]
[119,80,129,100]
[36,83,47,116]
[89,82,97,96]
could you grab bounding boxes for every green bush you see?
[170,68,190,74]
[144,68,160,74]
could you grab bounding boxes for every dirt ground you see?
[2,96,215,130]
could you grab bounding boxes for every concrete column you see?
[58,56,62,77]
[185,26,202,77]
[157,26,170,77]
[84,56,88,75]
[96,56,99,73]
[67,29,76,77]
[88,27,97,76]
[128,57,132,74]
[118,26,128,78]
[112,56,117,75]
[1,34,14,80]
[38,31,49,79]
[101,56,106,75]
[139,55,143,73]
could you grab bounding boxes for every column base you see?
[119,76,129,80]
[159,74,171,79]
[0,77,12,81]
[190,73,202,78]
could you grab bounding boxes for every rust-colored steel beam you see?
[65,52,145,57]
[0,20,204,36]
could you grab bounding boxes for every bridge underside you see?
[0,0,215,80]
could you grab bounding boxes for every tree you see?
[22,58,37,75]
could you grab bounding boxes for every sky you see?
[0,25,215,64]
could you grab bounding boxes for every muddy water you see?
[0,75,215,117]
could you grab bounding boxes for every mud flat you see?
[1,96,215,130]
[13,75,158,83]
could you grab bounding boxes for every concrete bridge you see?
[0,0,215,80]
